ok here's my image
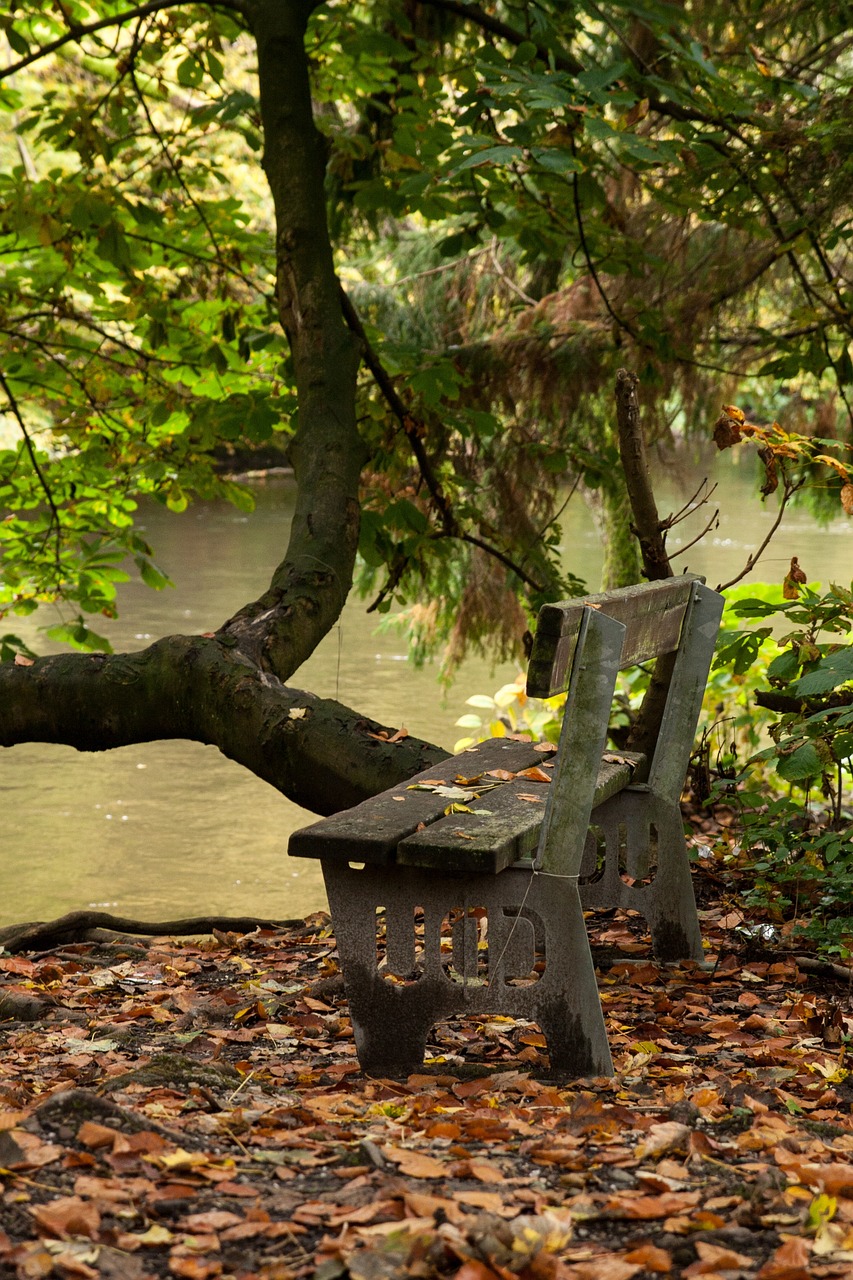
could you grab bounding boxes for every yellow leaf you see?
[814,454,850,478]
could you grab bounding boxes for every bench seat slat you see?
[288,739,551,866]
[396,750,645,873]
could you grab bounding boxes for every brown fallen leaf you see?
[634,1121,690,1161]
[684,1240,756,1275]
[517,793,543,803]
[624,1244,672,1273]
[756,1235,812,1279]
[32,1196,101,1240]
[77,1121,117,1150]
[565,1259,641,1280]
[602,1191,701,1219]
[516,766,551,783]
[381,1145,446,1178]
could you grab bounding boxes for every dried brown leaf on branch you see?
[758,445,779,496]
[783,556,808,599]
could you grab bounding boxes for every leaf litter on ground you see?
[0,895,852,1279]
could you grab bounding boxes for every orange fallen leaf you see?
[382,1145,446,1178]
[756,1236,812,1279]
[566,1260,641,1279]
[77,1121,117,1150]
[624,1244,672,1273]
[684,1240,755,1275]
[602,1191,700,1219]
[454,1190,506,1213]
[32,1195,101,1240]
[180,1210,243,1232]
[516,767,551,783]
[454,1262,503,1280]
[402,1191,465,1224]
[424,1121,461,1139]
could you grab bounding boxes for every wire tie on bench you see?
[485,864,581,988]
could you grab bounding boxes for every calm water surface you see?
[0,454,848,926]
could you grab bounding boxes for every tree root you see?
[0,991,53,1022]
[0,910,304,954]
[34,1087,187,1144]
[794,954,853,983]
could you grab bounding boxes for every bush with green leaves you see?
[456,581,853,956]
[714,581,853,955]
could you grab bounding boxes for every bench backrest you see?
[527,576,700,698]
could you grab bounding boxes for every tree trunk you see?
[0,8,439,816]
[580,479,643,590]
[212,0,365,683]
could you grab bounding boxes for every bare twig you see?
[572,167,641,346]
[0,0,247,80]
[669,508,721,561]
[415,0,583,74]
[340,286,547,596]
[715,474,804,592]
[0,369,63,575]
[614,368,672,580]
[662,479,718,529]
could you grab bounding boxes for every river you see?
[1,452,848,926]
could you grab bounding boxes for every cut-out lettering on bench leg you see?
[620,820,659,887]
[442,907,488,983]
[579,825,606,885]
[376,905,423,983]
[493,907,543,986]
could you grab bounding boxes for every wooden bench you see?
[290,576,724,1077]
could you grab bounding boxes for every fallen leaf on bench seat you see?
[516,766,551,783]
[517,793,544,803]
[366,727,409,742]
[486,769,516,781]
[602,753,638,769]
[408,784,477,801]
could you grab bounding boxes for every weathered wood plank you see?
[527,578,698,697]
[288,738,552,865]
[396,751,644,874]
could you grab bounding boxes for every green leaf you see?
[7,27,29,55]
[775,741,823,782]
[767,648,800,681]
[135,556,173,590]
[795,649,853,696]
[45,621,113,654]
